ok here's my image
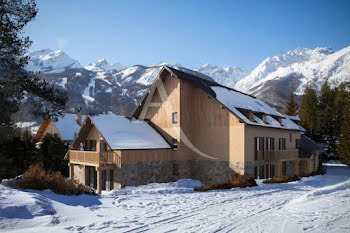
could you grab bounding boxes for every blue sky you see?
[26,0,350,70]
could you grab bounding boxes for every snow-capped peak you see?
[235,46,350,95]
[85,58,125,72]
[195,64,250,88]
[25,49,83,73]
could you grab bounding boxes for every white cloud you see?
[56,37,68,48]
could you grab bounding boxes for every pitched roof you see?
[299,134,322,158]
[166,66,303,131]
[35,119,51,142]
[89,114,171,150]
[54,113,86,141]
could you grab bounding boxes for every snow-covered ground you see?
[1,163,350,233]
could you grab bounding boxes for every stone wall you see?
[114,159,242,187]
[73,164,85,184]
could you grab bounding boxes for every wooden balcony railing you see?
[256,149,299,161]
[69,150,121,167]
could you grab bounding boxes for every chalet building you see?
[35,109,85,144]
[68,66,319,193]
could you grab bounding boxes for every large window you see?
[172,112,178,124]
[278,138,286,150]
[85,140,97,151]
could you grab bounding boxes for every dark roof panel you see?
[299,134,322,158]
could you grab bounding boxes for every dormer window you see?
[249,112,255,122]
[263,115,268,124]
[172,112,178,124]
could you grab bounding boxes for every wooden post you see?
[96,167,101,194]
[69,163,74,179]
[82,165,86,185]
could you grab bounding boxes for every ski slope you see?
[1,163,349,233]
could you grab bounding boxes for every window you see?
[254,137,265,160]
[173,163,179,176]
[270,165,275,177]
[290,133,292,142]
[266,137,270,150]
[265,164,269,178]
[254,137,259,160]
[100,140,108,152]
[278,138,286,150]
[266,137,275,150]
[261,165,265,179]
[172,112,178,124]
[254,166,258,179]
[85,140,97,151]
[282,162,287,176]
[295,139,300,149]
[271,138,275,150]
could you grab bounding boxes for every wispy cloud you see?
[56,37,68,48]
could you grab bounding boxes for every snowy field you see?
[1,163,350,233]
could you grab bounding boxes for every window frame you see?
[172,112,178,124]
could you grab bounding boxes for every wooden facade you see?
[68,66,320,193]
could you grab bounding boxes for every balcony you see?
[257,149,299,161]
[69,150,121,167]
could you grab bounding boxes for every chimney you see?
[44,111,50,120]
[77,107,82,126]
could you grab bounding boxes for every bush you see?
[17,164,95,195]
[194,174,257,192]
[263,175,300,184]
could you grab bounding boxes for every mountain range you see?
[20,46,350,122]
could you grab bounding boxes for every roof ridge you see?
[166,65,256,99]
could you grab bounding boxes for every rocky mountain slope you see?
[21,45,350,122]
[22,49,245,120]
[235,46,350,109]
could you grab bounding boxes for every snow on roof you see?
[285,115,301,121]
[55,113,85,141]
[211,86,282,117]
[90,115,171,150]
[211,86,303,131]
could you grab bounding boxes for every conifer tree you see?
[0,0,67,135]
[299,87,320,141]
[334,83,348,137]
[338,95,350,166]
[318,81,337,153]
[284,85,298,116]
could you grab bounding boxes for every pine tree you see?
[39,134,69,176]
[299,87,320,141]
[284,85,298,116]
[334,83,348,138]
[318,81,337,153]
[338,95,350,166]
[0,0,67,135]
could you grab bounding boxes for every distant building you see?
[35,109,85,144]
[68,66,319,193]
